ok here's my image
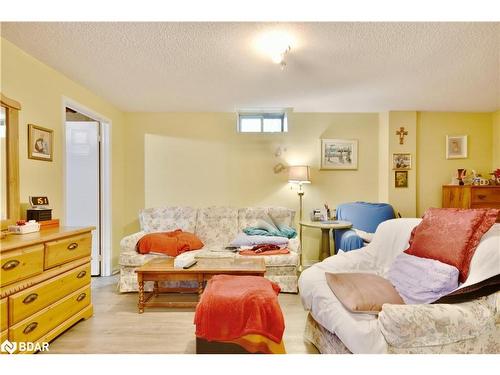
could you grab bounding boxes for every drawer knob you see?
[67,242,79,250]
[76,292,87,302]
[77,270,87,279]
[23,322,38,335]
[2,259,20,271]
[23,293,39,304]
[477,194,486,200]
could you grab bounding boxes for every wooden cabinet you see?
[0,227,94,353]
[442,185,500,221]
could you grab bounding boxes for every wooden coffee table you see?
[135,257,266,313]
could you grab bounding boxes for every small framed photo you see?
[446,135,467,159]
[28,124,53,161]
[321,139,358,170]
[392,153,412,170]
[395,170,408,188]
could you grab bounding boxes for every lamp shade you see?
[288,165,311,184]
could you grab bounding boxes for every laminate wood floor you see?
[42,275,319,354]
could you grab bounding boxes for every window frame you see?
[237,112,288,133]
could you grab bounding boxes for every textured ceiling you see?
[1,22,499,112]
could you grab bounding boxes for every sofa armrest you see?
[120,231,146,252]
[378,293,498,348]
[288,237,300,254]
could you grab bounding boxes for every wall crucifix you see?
[396,126,408,145]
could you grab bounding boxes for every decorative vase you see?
[457,169,466,186]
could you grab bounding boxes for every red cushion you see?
[405,208,499,282]
[137,230,204,257]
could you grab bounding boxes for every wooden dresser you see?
[442,185,500,221]
[0,227,94,353]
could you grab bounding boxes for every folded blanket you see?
[243,225,296,239]
[230,232,289,247]
[387,252,459,304]
[194,275,284,343]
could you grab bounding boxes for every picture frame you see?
[28,124,53,161]
[392,153,412,170]
[320,139,358,170]
[446,135,467,159]
[395,170,408,188]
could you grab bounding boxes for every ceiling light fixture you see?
[255,30,294,70]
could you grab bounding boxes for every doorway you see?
[63,99,112,276]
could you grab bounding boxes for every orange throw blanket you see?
[137,229,204,257]
[194,275,285,344]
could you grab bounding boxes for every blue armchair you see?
[334,202,396,253]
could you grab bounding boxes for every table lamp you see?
[288,165,311,222]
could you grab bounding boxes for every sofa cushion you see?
[194,248,299,267]
[230,233,289,247]
[268,207,295,229]
[119,248,204,267]
[238,207,270,230]
[139,206,197,233]
[238,207,295,231]
[119,250,170,267]
[405,208,498,282]
[195,206,238,247]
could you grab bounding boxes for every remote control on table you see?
[183,259,197,269]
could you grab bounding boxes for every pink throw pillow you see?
[404,208,498,283]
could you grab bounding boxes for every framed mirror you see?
[1,93,21,230]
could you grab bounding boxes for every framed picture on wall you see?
[392,153,412,170]
[395,170,408,188]
[320,139,358,170]
[28,124,53,161]
[446,135,467,159]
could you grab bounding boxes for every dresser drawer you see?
[44,233,92,269]
[9,285,91,343]
[471,188,500,204]
[9,264,91,325]
[1,245,44,286]
[1,298,7,331]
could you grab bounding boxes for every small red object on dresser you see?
[16,220,26,226]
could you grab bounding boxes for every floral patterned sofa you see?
[299,218,500,354]
[119,206,300,293]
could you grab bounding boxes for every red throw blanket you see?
[239,244,290,256]
[194,275,285,343]
[239,248,290,256]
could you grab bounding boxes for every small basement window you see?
[238,112,288,133]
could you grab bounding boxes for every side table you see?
[299,220,352,261]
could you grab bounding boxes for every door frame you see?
[61,96,113,276]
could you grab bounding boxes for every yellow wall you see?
[493,110,500,169]
[416,112,493,217]
[124,112,380,263]
[378,112,389,203]
[388,111,417,217]
[0,38,125,269]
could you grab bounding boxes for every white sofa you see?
[119,206,300,293]
[299,218,500,354]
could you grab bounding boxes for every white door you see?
[65,121,100,275]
